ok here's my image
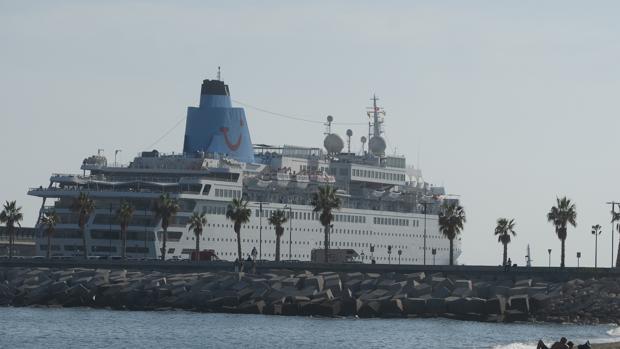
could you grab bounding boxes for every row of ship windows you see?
[351,169,406,182]
[203,208,422,228]
[214,188,241,199]
[255,209,368,224]
[39,245,149,253]
[205,223,438,240]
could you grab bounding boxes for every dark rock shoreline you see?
[1,266,619,324]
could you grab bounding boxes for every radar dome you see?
[346,129,353,137]
[360,136,367,144]
[324,133,344,154]
[369,136,386,156]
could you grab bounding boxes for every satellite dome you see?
[324,133,344,154]
[360,136,367,144]
[369,136,386,156]
[346,129,353,137]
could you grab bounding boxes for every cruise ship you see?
[28,76,462,264]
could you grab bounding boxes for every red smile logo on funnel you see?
[220,119,243,151]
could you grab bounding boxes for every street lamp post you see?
[577,252,581,268]
[548,249,552,267]
[114,149,122,167]
[432,248,437,265]
[607,202,618,267]
[387,245,392,264]
[420,202,429,265]
[592,224,602,269]
[398,249,402,265]
[370,244,374,263]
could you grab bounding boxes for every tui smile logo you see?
[219,118,244,151]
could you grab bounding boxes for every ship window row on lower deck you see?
[255,209,366,224]
[206,223,443,239]
[214,188,241,199]
[351,168,406,182]
[40,245,150,253]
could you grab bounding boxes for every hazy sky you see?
[2,1,620,267]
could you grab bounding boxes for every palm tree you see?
[0,201,24,259]
[117,201,134,259]
[40,210,60,259]
[546,196,577,268]
[71,193,95,259]
[592,224,602,269]
[311,186,341,263]
[188,212,207,262]
[438,203,466,266]
[494,218,516,266]
[613,212,620,268]
[226,198,251,267]
[152,193,179,261]
[268,210,288,262]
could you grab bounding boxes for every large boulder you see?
[431,286,451,299]
[405,298,426,315]
[508,295,530,313]
[380,298,404,317]
[426,298,447,315]
[357,300,381,318]
[445,297,468,314]
[304,276,324,292]
[485,297,506,315]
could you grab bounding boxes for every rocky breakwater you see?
[0,266,618,324]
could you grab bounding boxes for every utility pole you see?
[607,202,619,267]
[548,249,552,267]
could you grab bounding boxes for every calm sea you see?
[0,307,618,349]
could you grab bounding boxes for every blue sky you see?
[1,1,620,266]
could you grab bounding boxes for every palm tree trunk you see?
[615,234,620,267]
[561,238,566,268]
[276,234,281,262]
[503,243,507,266]
[47,231,51,259]
[81,226,88,259]
[161,228,167,261]
[323,225,329,263]
[195,233,200,263]
[8,226,13,259]
[236,228,243,272]
[121,228,127,260]
[595,234,598,269]
[449,238,454,266]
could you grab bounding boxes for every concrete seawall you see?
[2,259,619,282]
[1,262,619,324]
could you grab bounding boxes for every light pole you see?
[398,249,402,265]
[548,249,552,267]
[420,202,429,265]
[387,245,392,264]
[284,205,292,260]
[607,201,618,267]
[432,248,436,265]
[114,149,122,167]
[577,252,581,268]
[592,224,602,269]
[370,244,374,263]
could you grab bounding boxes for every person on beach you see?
[537,337,569,349]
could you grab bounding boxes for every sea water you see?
[0,307,618,349]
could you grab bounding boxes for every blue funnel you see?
[183,79,255,163]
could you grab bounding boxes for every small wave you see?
[492,342,536,349]
[607,325,620,337]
